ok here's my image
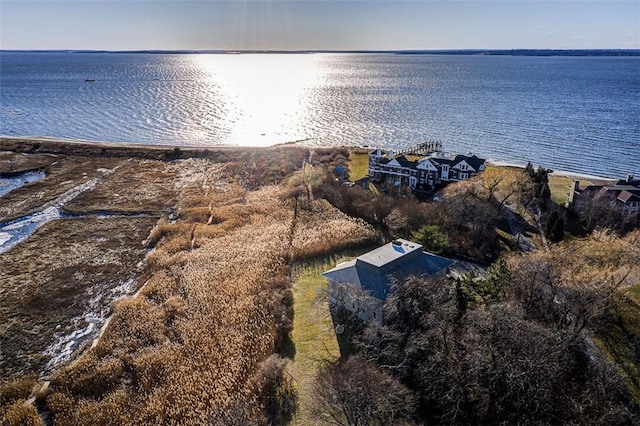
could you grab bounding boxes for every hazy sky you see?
[1,0,639,50]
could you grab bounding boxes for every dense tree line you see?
[315,247,639,425]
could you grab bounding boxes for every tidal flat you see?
[0,147,214,382]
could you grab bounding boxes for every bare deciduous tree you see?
[310,356,416,426]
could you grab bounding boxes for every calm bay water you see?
[1,52,638,178]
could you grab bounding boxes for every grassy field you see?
[288,258,341,425]
[287,248,373,424]
[347,152,370,181]
[547,175,593,206]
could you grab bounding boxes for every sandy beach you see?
[488,160,615,183]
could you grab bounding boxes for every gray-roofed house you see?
[567,174,640,215]
[322,238,455,323]
[368,148,486,190]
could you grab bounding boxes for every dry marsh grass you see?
[0,217,156,382]
[63,160,178,214]
[47,212,293,422]
[1,400,41,426]
[40,155,379,423]
[292,199,378,260]
[0,151,57,174]
[2,145,386,423]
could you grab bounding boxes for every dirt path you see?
[503,203,536,252]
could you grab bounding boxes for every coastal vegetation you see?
[317,231,639,424]
[0,143,378,424]
[1,140,638,424]
[309,156,640,424]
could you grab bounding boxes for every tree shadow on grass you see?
[278,332,296,360]
[329,306,366,358]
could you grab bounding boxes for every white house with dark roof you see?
[368,148,486,190]
[322,238,455,323]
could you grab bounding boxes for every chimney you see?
[627,174,634,183]
[389,150,394,160]
[567,180,580,207]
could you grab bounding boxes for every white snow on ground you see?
[0,232,11,246]
[0,170,46,197]
[0,166,120,254]
[43,278,136,373]
[0,206,61,253]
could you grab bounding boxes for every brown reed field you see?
[2,145,380,424]
[43,166,377,423]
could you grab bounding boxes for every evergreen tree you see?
[524,161,535,179]
[411,225,450,254]
[544,210,564,242]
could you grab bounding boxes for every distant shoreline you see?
[1,49,639,57]
[1,136,614,182]
[487,160,612,182]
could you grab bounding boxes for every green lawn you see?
[287,248,373,424]
[548,175,592,206]
[348,152,370,181]
[547,175,591,238]
[288,257,341,425]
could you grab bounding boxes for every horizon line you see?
[2,48,640,56]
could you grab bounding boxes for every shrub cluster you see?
[314,164,507,262]
[350,233,640,424]
[208,147,308,190]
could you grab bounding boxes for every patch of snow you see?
[0,166,121,254]
[0,170,46,197]
[0,232,11,246]
[0,206,61,253]
[43,278,137,373]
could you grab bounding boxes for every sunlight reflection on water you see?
[1,52,638,177]
[187,54,322,146]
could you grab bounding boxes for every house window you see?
[460,172,468,180]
